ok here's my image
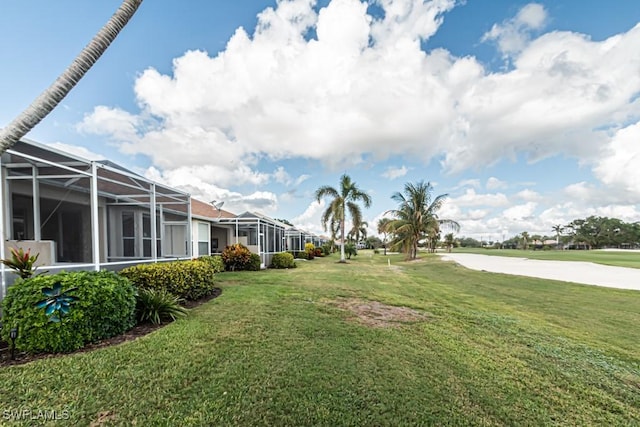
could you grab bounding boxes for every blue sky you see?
[2,0,640,240]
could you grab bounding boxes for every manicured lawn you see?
[453,247,640,269]
[1,253,639,425]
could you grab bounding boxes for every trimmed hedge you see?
[271,252,296,269]
[197,255,225,273]
[0,271,136,354]
[120,260,216,301]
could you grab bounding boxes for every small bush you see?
[314,248,324,257]
[321,243,332,256]
[271,252,296,269]
[136,289,188,325]
[1,247,39,279]
[0,271,136,353]
[197,255,225,273]
[248,253,262,271]
[120,260,216,301]
[221,243,253,271]
[305,243,316,260]
[295,251,309,260]
[373,248,380,254]
[345,243,358,259]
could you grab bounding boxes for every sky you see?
[1,0,640,242]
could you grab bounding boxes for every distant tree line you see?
[562,216,640,249]
[456,216,640,250]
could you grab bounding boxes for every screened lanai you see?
[214,212,287,268]
[285,227,326,252]
[1,139,191,297]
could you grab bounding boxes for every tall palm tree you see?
[377,217,392,255]
[521,231,530,250]
[0,0,144,153]
[315,174,372,263]
[552,224,564,248]
[386,181,459,260]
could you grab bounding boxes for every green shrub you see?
[305,243,315,260]
[345,243,358,259]
[136,289,188,325]
[221,243,252,271]
[271,252,296,269]
[321,243,332,256]
[248,253,262,271]
[197,255,225,273]
[295,251,309,260]
[0,271,136,353]
[120,260,216,301]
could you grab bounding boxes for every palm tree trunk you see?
[0,0,143,153]
[339,217,346,263]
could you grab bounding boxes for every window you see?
[197,222,209,256]
[122,212,135,256]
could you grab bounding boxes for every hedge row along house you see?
[0,139,326,299]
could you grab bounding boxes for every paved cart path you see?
[439,253,640,291]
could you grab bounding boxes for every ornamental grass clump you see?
[136,289,188,325]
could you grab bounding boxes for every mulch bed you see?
[0,287,222,368]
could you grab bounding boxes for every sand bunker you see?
[439,253,640,291]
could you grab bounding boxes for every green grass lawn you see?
[453,247,640,269]
[1,253,639,426]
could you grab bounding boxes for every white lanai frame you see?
[215,212,287,268]
[0,139,191,298]
[285,226,327,253]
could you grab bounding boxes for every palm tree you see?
[315,174,372,263]
[443,233,456,253]
[377,217,392,255]
[348,221,368,245]
[552,224,564,248]
[521,231,530,250]
[0,0,144,153]
[386,181,459,260]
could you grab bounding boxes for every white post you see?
[340,203,346,262]
[0,156,6,299]
[90,162,100,271]
[150,184,157,261]
[32,165,41,241]
[259,230,265,269]
[186,195,192,258]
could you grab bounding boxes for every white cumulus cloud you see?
[382,165,410,180]
[75,0,640,222]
